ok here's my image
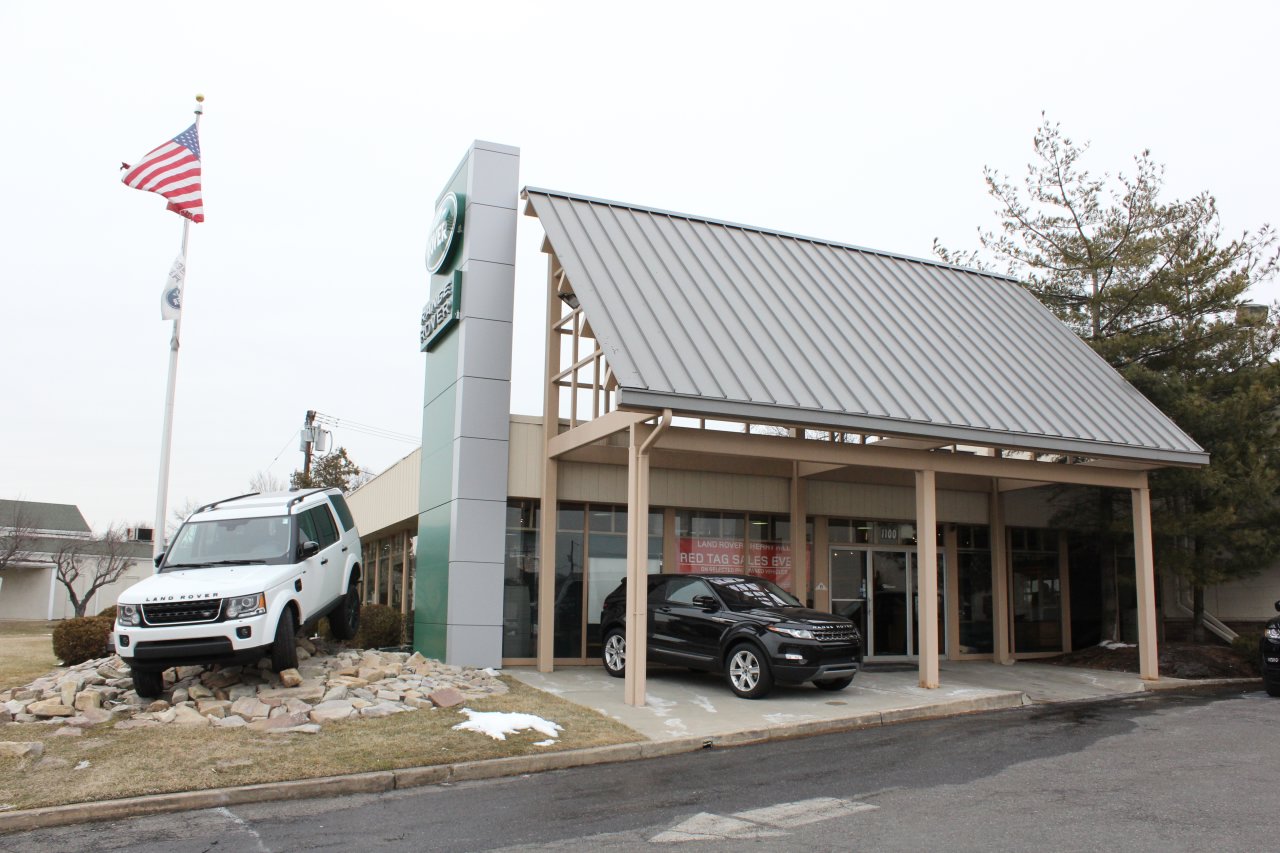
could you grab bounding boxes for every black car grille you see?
[142,600,223,626]
[811,623,858,642]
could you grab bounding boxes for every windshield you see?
[704,576,802,610]
[163,515,293,569]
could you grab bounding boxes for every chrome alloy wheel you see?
[729,648,761,692]
[604,633,626,673]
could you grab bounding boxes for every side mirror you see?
[300,540,320,559]
[153,552,165,569]
[692,594,718,610]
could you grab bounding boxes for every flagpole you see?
[152,94,203,559]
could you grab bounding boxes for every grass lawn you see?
[0,622,644,812]
[0,622,60,691]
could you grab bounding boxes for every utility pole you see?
[301,409,316,482]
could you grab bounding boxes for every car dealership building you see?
[348,141,1208,706]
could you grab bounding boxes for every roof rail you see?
[195,492,261,514]
[287,489,326,509]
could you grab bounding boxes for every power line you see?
[311,412,419,444]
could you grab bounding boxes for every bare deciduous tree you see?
[52,526,138,618]
[249,470,286,493]
[0,501,37,571]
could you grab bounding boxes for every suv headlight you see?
[117,603,141,627]
[768,625,814,640]
[1265,625,1280,642]
[225,593,267,620]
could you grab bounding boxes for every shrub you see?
[97,604,118,619]
[52,616,113,666]
[355,604,403,649]
[1231,632,1261,667]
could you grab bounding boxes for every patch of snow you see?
[1099,641,1134,650]
[480,667,501,677]
[532,739,557,747]
[73,760,90,770]
[451,708,562,742]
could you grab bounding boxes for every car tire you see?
[131,667,165,699]
[271,608,299,672]
[814,676,855,691]
[1265,674,1280,698]
[328,576,361,641]
[602,628,626,678]
[726,643,773,699]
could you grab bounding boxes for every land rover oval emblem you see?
[426,192,464,274]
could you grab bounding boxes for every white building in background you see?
[0,499,153,620]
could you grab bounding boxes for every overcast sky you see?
[2,1,1277,534]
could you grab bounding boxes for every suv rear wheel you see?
[726,643,773,699]
[602,629,626,678]
[329,576,361,641]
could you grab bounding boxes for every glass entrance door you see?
[829,549,867,648]
[871,551,910,655]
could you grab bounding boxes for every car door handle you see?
[341,546,348,552]
[320,558,328,565]
[658,606,671,613]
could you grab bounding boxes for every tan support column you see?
[813,516,830,612]
[991,481,1012,664]
[624,426,648,706]
[537,259,563,674]
[624,412,670,707]
[915,469,939,688]
[401,531,410,617]
[790,462,809,604]
[1132,485,1159,680]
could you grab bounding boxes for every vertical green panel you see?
[414,504,451,659]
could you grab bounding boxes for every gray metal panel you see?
[524,189,1208,467]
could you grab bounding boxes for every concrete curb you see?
[1143,676,1262,692]
[0,691,1027,834]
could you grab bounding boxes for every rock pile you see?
[0,639,508,739]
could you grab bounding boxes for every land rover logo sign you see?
[426,192,464,275]
[421,270,463,352]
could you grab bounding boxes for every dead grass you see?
[0,622,59,691]
[0,678,642,811]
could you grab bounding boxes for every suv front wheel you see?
[602,629,626,678]
[726,643,773,699]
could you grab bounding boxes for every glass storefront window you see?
[1012,528,1061,653]
[502,500,539,659]
[956,524,993,654]
[584,505,662,658]
[676,511,811,593]
[554,504,586,658]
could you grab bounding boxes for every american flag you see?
[121,124,204,223]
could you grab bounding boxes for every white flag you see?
[161,255,185,321]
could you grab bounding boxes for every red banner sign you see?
[675,537,808,590]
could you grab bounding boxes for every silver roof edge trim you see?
[617,390,1210,468]
[522,187,1019,283]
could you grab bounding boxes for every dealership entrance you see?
[830,547,946,660]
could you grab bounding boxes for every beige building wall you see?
[0,560,151,621]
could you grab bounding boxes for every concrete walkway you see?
[511,660,1158,742]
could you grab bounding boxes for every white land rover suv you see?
[114,489,363,698]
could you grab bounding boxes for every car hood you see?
[117,564,297,604]
[743,605,853,625]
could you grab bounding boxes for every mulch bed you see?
[1047,641,1259,680]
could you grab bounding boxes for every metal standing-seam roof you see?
[523,188,1208,467]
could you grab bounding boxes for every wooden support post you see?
[991,482,1012,665]
[916,469,939,688]
[1132,485,1159,681]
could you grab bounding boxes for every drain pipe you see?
[1171,576,1237,642]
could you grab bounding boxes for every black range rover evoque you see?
[599,573,862,699]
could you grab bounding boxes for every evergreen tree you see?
[937,116,1280,641]
[290,447,370,493]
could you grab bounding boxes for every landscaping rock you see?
[229,697,271,720]
[74,691,102,711]
[0,742,44,760]
[172,705,209,726]
[428,687,465,708]
[309,700,355,723]
[28,700,74,718]
[279,668,302,687]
